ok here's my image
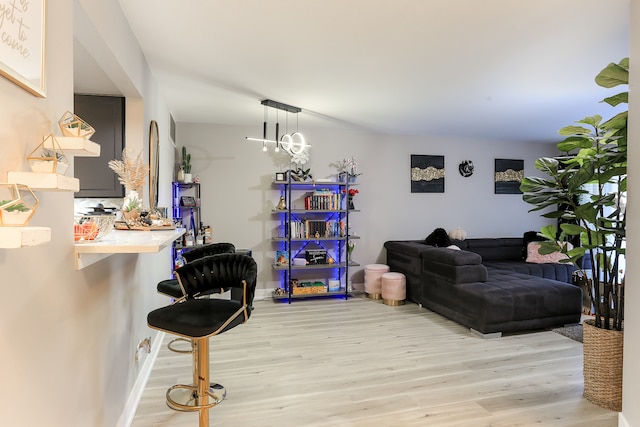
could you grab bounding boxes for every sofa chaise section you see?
[384,238,582,336]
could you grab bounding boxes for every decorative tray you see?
[115,222,176,231]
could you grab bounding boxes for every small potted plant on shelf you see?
[121,191,143,222]
[0,183,39,226]
[58,111,96,139]
[181,146,192,183]
[334,157,362,182]
[27,134,69,175]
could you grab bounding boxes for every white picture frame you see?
[0,0,46,97]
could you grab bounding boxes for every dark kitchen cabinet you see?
[73,95,125,198]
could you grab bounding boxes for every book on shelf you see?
[275,250,289,266]
[289,220,345,239]
[303,189,343,210]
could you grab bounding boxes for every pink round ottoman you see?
[364,264,389,300]
[382,272,406,306]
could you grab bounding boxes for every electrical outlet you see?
[134,337,151,362]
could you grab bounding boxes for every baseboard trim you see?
[116,330,166,427]
[619,412,629,427]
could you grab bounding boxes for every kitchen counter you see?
[74,228,185,270]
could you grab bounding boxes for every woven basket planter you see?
[583,319,623,411]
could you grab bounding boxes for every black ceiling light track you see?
[261,99,301,114]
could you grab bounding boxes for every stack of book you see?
[290,220,345,238]
[304,189,342,210]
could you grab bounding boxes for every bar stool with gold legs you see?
[157,242,236,353]
[156,243,237,408]
[148,253,257,426]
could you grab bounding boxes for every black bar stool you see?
[148,253,257,427]
[157,242,236,353]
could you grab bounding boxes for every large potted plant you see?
[520,58,627,411]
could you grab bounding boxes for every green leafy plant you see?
[181,146,192,174]
[42,149,68,163]
[0,201,30,212]
[520,58,628,331]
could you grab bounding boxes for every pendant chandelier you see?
[246,99,310,157]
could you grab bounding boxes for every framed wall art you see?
[411,155,445,193]
[494,158,524,194]
[0,0,46,97]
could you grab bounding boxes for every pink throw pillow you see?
[526,242,571,264]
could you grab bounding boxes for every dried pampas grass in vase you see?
[109,148,149,221]
[108,148,149,195]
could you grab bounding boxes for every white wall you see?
[0,1,174,426]
[621,2,639,426]
[178,122,559,293]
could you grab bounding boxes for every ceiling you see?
[75,0,630,143]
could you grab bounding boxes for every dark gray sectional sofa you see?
[384,237,582,336]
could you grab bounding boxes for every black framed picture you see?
[275,172,285,181]
[495,159,524,194]
[411,155,445,193]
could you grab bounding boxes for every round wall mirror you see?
[149,120,159,212]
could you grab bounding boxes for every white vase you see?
[184,173,192,183]
[177,168,185,182]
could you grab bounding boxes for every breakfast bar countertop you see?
[74,228,185,270]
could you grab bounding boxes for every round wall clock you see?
[459,160,474,177]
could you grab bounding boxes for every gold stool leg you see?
[166,339,226,412]
[195,338,210,427]
[165,337,223,418]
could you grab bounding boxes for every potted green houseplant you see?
[520,58,627,412]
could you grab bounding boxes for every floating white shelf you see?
[0,226,51,248]
[56,137,100,157]
[74,228,185,270]
[7,172,80,192]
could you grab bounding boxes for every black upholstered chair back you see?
[182,242,235,263]
[176,253,258,313]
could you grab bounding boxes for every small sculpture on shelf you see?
[288,167,312,182]
[27,134,69,175]
[273,287,287,296]
[276,196,287,210]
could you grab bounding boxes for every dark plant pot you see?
[348,196,355,210]
[583,319,623,412]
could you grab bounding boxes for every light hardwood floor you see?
[132,295,618,427]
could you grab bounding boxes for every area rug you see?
[551,323,583,343]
